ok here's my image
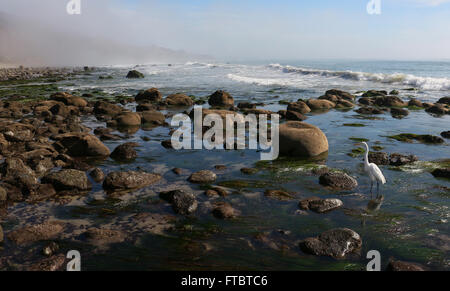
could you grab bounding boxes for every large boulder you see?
[431,168,450,179]
[110,142,138,161]
[126,70,144,79]
[94,101,123,116]
[53,133,110,157]
[50,92,87,107]
[117,112,141,127]
[188,170,217,184]
[426,104,448,115]
[437,97,450,105]
[165,93,194,107]
[7,221,65,245]
[287,101,311,114]
[103,171,161,190]
[279,121,329,158]
[135,88,162,103]
[208,90,234,107]
[306,99,335,111]
[140,110,165,125]
[299,228,362,258]
[298,197,343,213]
[320,89,355,102]
[319,172,358,190]
[374,96,407,107]
[159,189,198,215]
[42,169,92,191]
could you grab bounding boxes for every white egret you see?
[362,142,386,197]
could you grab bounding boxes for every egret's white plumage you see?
[362,142,386,195]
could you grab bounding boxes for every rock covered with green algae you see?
[299,228,362,258]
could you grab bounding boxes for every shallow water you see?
[1,61,449,270]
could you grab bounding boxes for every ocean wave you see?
[268,64,450,91]
[226,74,305,87]
[185,61,220,68]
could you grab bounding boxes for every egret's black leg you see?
[370,181,373,199]
[377,182,380,198]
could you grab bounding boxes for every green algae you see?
[387,133,444,144]
[349,137,369,142]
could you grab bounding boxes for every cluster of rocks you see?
[0,90,168,207]
[369,152,418,166]
[356,90,450,117]
[0,67,74,81]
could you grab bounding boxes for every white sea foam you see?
[267,63,450,91]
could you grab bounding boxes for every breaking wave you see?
[267,63,450,91]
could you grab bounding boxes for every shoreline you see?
[0,68,449,271]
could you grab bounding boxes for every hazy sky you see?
[1,0,450,61]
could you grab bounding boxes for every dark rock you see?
[136,103,156,112]
[390,90,399,95]
[389,153,418,166]
[89,168,105,182]
[165,93,194,107]
[117,112,141,126]
[212,202,238,219]
[362,90,387,97]
[50,92,87,107]
[441,131,450,139]
[322,89,355,102]
[126,70,144,79]
[94,101,122,116]
[140,110,165,125]
[135,88,162,103]
[426,104,448,115]
[374,95,407,107]
[208,90,234,107]
[299,197,343,213]
[287,101,311,114]
[42,169,92,192]
[431,168,450,179]
[28,184,57,202]
[408,98,423,107]
[172,168,182,175]
[286,110,307,121]
[84,228,126,247]
[391,107,409,118]
[237,102,256,109]
[103,171,161,190]
[188,170,217,183]
[159,190,198,215]
[386,260,425,271]
[437,97,450,105]
[240,167,259,175]
[7,221,64,245]
[27,254,66,271]
[54,132,110,157]
[0,225,3,243]
[110,142,138,161]
[368,152,390,165]
[161,139,173,149]
[319,172,358,190]
[299,228,362,258]
[264,190,295,201]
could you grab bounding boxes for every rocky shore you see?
[0,69,448,271]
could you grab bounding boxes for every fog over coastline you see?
[0,0,450,66]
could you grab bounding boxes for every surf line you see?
[170,105,280,161]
